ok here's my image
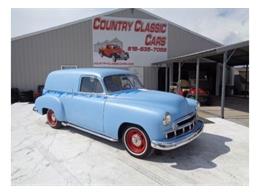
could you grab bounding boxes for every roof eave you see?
[153,40,249,65]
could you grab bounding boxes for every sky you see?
[11,8,249,45]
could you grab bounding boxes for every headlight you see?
[163,112,171,126]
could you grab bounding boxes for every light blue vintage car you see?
[34,68,204,158]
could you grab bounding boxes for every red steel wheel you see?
[123,126,152,158]
[47,109,61,129]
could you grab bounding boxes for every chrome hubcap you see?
[131,134,142,147]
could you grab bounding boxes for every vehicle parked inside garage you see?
[99,44,129,62]
[175,80,191,97]
[175,79,210,105]
[187,79,210,105]
[34,68,203,158]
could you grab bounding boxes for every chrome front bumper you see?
[151,120,204,151]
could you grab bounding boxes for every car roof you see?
[51,68,133,78]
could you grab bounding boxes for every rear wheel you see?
[47,109,62,129]
[123,126,153,158]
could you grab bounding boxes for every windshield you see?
[104,74,143,93]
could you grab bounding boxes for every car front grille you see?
[166,113,196,139]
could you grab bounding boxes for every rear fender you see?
[34,95,66,121]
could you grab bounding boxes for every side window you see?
[80,77,103,93]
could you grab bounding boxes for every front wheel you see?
[47,109,62,129]
[123,126,153,158]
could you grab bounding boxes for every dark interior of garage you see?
[158,63,217,95]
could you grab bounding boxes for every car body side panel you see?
[60,92,106,133]
[103,98,167,140]
[104,97,181,139]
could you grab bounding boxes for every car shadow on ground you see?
[60,125,232,170]
[148,132,232,170]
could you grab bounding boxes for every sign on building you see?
[92,16,168,66]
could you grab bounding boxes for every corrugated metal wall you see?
[143,67,158,89]
[12,20,92,91]
[11,8,220,91]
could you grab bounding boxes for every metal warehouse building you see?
[12,8,223,92]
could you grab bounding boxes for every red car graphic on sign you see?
[99,44,130,62]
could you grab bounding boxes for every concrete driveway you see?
[11,103,249,185]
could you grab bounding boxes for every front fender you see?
[34,94,66,121]
[103,100,165,140]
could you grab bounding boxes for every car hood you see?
[108,89,197,121]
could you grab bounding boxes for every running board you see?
[62,122,118,142]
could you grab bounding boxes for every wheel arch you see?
[118,122,148,142]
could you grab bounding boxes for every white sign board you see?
[92,16,168,66]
